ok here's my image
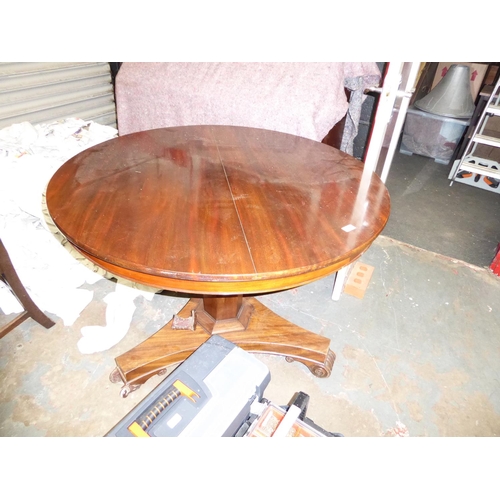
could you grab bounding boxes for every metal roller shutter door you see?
[0,62,117,130]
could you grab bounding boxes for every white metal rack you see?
[448,76,500,189]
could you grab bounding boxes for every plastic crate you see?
[400,106,470,164]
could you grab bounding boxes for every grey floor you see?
[383,150,500,269]
[1,150,500,438]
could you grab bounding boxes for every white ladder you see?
[448,76,500,186]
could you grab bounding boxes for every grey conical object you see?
[414,64,475,119]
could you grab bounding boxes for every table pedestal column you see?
[110,296,335,397]
[195,295,254,334]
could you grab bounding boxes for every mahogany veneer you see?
[46,125,390,397]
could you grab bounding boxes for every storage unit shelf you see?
[459,161,500,180]
[449,76,500,194]
[486,104,500,116]
[473,134,500,147]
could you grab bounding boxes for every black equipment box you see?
[106,335,342,437]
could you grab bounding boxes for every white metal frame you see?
[331,62,421,300]
[448,76,500,185]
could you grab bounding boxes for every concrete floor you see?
[1,233,499,437]
[383,151,500,269]
[1,151,500,437]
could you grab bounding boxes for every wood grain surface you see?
[46,125,390,295]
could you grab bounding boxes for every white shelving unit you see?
[448,76,500,193]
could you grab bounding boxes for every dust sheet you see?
[115,62,381,155]
[0,118,156,353]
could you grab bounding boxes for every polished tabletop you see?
[46,125,390,295]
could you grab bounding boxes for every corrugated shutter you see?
[0,62,117,130]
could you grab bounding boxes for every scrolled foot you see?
[109,367,123,384]
[307,349,336,378]
[120,384,140,398]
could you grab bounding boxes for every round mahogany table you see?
[46,125,390,397]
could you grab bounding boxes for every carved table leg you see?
[111,296,335,397]
[220,298,335,377]
[286,349,336,378]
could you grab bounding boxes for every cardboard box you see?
[432,62,489,101]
